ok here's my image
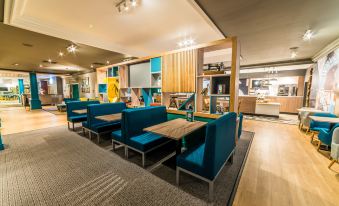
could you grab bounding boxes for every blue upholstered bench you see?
[176,112,237,200]
[82,102,126,143]
[66,100,100,130]
[112,106,172,167]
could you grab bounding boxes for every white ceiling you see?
[4,0,223,57]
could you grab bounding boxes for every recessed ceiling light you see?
[39,64,43,68]
[303,29,313,41]
[89,24,93,29]
[48,59,52,63]
[13,63,19,66]
[90,64,94,68]
[290,47,298,58]
[178,38,195,48]
[131,0,137,7]
[106,60,110,64]
[58,51,64,57]
[67,44,77,53]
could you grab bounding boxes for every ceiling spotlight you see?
[303,29,314,41]
[116,0,139,13]
[178,38,195,48]
[13,63,19,66]
[106,60,110,64]
[48,59,52,63]
[90,64,94,68]
[39,64,43,68]
[58,51,64,57]
[67,44,77,53]
[290,47,299,58]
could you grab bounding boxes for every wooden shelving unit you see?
[96,37,240,114]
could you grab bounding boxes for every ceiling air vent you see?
[92,62,105,66]
[42,60,57,64]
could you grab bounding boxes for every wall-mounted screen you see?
[129,61,151,88]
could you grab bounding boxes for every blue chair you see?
[310,113,337,142]
[83,102,126,143]
[238,112,243,139]
[317,123,339,151]
[66,100,100,130]
[112,106,172,167]
[176,112,237,200]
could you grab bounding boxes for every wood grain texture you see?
[144,118,206,140]
[230,37,240,112]
[95,113,122,122]
[166,109,220,119]
[72,109,87,114]
[119,65,129,88]
[238,96,257,114]
[162,49,197,93]
[233,119,339,206]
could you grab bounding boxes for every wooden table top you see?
[72,109,87,114]
[297,108,323,112]
[309,116,339,124]
[144,118,207,141]
[95,113,122,122]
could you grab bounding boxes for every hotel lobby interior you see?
[1,0,339,205]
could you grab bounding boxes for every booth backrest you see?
[203,112,236,179]
[66,100,100,119]
[238,112,243,138]
[310,113,337,129]
[87,102,126,128]
[64,98,79,103]
[122,106,167,139]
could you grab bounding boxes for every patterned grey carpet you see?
[0,126,254,206]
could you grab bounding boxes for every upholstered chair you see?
[328,127,339,169]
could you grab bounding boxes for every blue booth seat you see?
[176,112,237,201]
[112,106,172,167]
[82,102,126,143]
[66,100,100,130]
[238,112,243,139]
[64,98,79,103]
[318,123,339,150]
[310,112,337,142]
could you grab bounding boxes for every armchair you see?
[328,128,339,169]
[309,113,337,143]
[317,124,339,151]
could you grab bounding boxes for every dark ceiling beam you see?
[0,0,4,22]
[240,58,314,69]
[193,0,226,38]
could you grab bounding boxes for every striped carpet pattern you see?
[0,126,205,206]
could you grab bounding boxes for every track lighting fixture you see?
[116,0,139,13]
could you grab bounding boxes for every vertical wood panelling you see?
[162,49,197,92]
[230,37,240,112]
[119,65,129,88]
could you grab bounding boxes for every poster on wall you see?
[316,48,339,112]
[81,77,90,93]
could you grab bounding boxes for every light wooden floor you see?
[1,107,338,205]
[0,106,66,135]
[233,119,339,206]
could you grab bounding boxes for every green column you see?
[18,79,24,103]
[71,84,80,100]
[29,72,42,110]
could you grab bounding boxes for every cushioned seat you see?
[91,122,121,133]
[177,143,205,176]
[112,130,124,143]
[82,121,88,128]
[309,112,337,142]
[318,124,339,147]
[69,115,87,123]
[128,132,168,151]
[312,127,330,132]
[176,112,237,200]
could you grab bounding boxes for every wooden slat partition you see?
[162,49,197,92]
[119,65,129,88]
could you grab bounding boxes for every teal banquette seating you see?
[238,112,243,138]
[310,113,337,142]
[83,102,126,143]
[176,112,237,200]
[112,106,172,167]
[318,123,339,150]
[66,100,100,130]
[64,98,79,103]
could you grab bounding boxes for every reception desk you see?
[239,96,303,115]
[255,102,280,116]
